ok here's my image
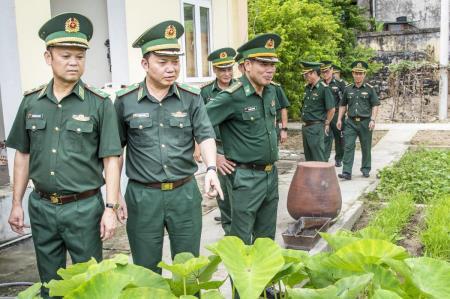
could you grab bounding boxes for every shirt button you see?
[250,117,254,121]
[57,104,62,108]
[159,103,163,106]
[160,123,163,127]
[139,125,143,129]
[180,124,184,128]
[31,125,36,130]
[76,128,81,132]
[51,149,56,153]
[55,127,59,131]
[161,144,165,148]
[164,165,168,168]
[50,171,55,176]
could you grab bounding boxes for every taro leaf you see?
[18,282,42,299]
[114,263,170,290]
[371,289,403,299]
[85,260,118,278]
[305,253,354,288]
[167,279,200,296]
[46,273,88,297]
[57,258,97,280]
[282,264,308,288]
[333,273,373,298]
[213,237,284,299]
[158,255,210,277]
[64,271,131,299]
[201,289,226,299]
[109,254,129,266]
[405,257,450,299]
[179,296,198,299]
[382,257,421,298]
[281,248,309,263]
[362,264,407,298]
[320,232,360,251]
[357,227,390,241]
[196,255,222,282]
[118,287,177,299]
[198,279,226,290]
[287,285,339,299]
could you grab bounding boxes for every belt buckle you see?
[355,117,361,121]
[264,164,273,172]
[50,193,62,204]
[161,182,174,191]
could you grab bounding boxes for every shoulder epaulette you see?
[23,84,46,96]
[270,81,281,87]
[177,82,201,95]
[85,85,110,99]
[345,83,353,87]
[366,83,374,88]
[200,80,215,89]
[320,81,328,87]
[116,83,140,98]
[224,81,243,93]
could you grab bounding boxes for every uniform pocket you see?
[169,116,192,145]
[26,119,46,151]
[64,119,94,153]
[242,111,262,121]
[129,117,154,146]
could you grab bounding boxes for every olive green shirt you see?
[6,79,122,194]
[340,82,380,118]
[301,79,335,122]
[272,83,290,123]
[326,78,346,109]
[205,75,278,164]
[115,79,215,183]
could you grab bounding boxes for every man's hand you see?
[100,209,116,241]
[116,193,128,224]
[193,142,202,163]
[217,154,235,176]
[336,120,342,131]
[8,204,29,234]
[324,124,330,136]
[280,130,288,144]
[368,120,376,131]
[204,169,223,200]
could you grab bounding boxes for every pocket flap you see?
[169,116,191,128]
[130,117,153,129]
[242,111,262,121]
[66,120,93,133]
[26,119,46,130]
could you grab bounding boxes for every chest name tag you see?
[171,111,187,118]
[361,92,368,96]
[312,93,319,97]
[27,113,43,119]
[132,113,150,118]
[72,114,90,122]
[244,106,257,112]
[332,86,339,90]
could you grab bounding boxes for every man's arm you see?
[8,151,30,234]
[369,106,379,131]
[101,156,120,241]
[336,106,347,130]
[199,138,223,200]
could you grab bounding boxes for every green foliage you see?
[18,282,42,299]
[364,192,415,241]
[420,194,450,261]
[377,149,450,203]
[388,60,438,74]
[248,0,377,119]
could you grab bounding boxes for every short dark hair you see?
[143,52,152,61]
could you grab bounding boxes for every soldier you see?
[206,33,281,246]
[321,61,346,167]
[6,13,122,297]
[114,20,222,273]
[337,61,380,180]
[300,61,335,162]
[332,64,346,83]
[200,47,237,234]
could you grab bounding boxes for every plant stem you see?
[278,281,283,299]
[273,284,278,299]
[232,282,235,299]
[264,289,267,299]
[183,276,187,295]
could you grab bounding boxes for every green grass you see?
[420,194,450,261]
[377,149,450,203]
[364,192,415,242]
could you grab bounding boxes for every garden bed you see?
[410,130,450,147]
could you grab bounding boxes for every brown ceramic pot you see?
[287,161,342,219]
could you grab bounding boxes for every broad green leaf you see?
[213,237,284,299]
[85,260,118,278]
[335,239,409,261]
[18,282,42,299]
[287,285,339,299]
[372,289,403,299]
[282,265,308,288]
[282,248,309,263]
[320,232,360,251]
[405,257,450,299]
[46,273,87,297]
[382,258,421,298]
[357,227,390,241]
[333,273,373,298]
[324,252,380,272]
[197,255,222,282]
[167,279,200,296]
[198,279,226,290]
[158,255,209,277]
[305,253,354,288]
[65,271,130,299]
[57,258,97,280]
[114,263,170,290]
[201,289,226,299]
[179,296,198,299]
[110,254,130,266]
[362,264,406,298]
[118,287,177,299]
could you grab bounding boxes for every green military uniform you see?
[115,21,216,273]
[201,47,236,235]
[300,61,335,162]
[206,33,281,245]
[340,61,380,177]
[271,82,290,143]
[321,61,346,165]
[6,14,122,298]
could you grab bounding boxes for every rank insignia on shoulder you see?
[171,111,187,118]
[72,114,90,121]
[132,113,150,118]
[244,106,257,112]
[271,100,276,107]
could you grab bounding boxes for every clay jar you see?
[287,161,342,219]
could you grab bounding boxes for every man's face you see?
[213,66,233,86]
[142,53,180,87]
[303,70,319,85]
[244,59,276,87]
[321,68,333,82]
[45,46,86,83]
[352,71,366,85]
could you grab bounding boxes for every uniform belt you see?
[133,176,193,191]
[350,116,368,122]
[303,120,323,127]
[234,162,274,172]
[36,188,100,205]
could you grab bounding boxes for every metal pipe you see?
[439,0,449,120]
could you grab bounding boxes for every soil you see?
[351,200,383,231]
[410,130,450,147]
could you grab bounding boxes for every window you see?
[181,0,212,80]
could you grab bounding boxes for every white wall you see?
[50,0,112,87]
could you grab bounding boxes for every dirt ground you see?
[410,130,450,147]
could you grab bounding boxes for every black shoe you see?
[362,172,370,178]
[261,287,281,299]
[335,160,342,167]
[338,173,352,180]
[214,216,221,222]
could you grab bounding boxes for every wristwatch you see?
[206,166,217,172]
[105,202,120,211]
[281,127,288,132]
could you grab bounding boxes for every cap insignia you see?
[165,25,176,39]
[219,52,228,59]
[357,62,363,68]
[65,17,80,33]
[265,38,275,49]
